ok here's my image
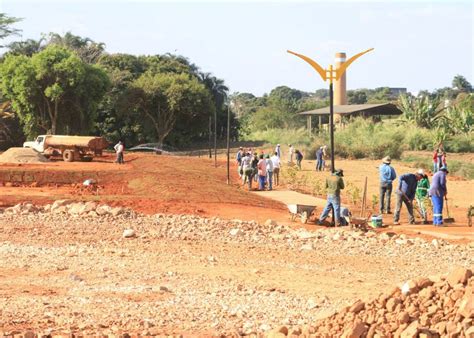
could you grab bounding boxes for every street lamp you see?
[287,48,374,172]
[226,100,234,185]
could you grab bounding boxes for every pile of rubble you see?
[306,268,473,338]
[2,200,131,218]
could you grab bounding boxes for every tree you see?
[348,90,368,104]
[48,32,106,64]
[128,72,213,146]
[452,75,473,93]
[0,45,110,137]
[6,38,45,56]
[398,94,446,129]
[0,13,21,46]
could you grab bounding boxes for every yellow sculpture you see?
[287,48,374,84]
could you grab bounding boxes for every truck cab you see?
[23,135,48,153]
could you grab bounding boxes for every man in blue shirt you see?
[394,171,423,225]
[429,166,448,226]
[379,156,397,214]
[315,146,323,171]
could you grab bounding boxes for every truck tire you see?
[63,149,75,162]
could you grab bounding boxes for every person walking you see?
[317,169,345,226]
[315,146,323,171]
[257,154,267,191]
[415,169,430,224]
[265,154,274,191]
[429,166,448,226]
[321,145,328,171]
[114,140,124,164]
[241,152,253,189]
[236,147,244,178]
[271,152,281,186]
[288,144,295,164]
[295,150,303,170]
[251,152,259,183]
[275,144,281,158]
[393,171,423,225]
[379,156,397,214]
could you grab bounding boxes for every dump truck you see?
[23,135,108,162]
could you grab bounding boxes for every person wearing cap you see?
[379,156,397,214]
[429,166,448,226]
[275,144,281,158]
[295,150,303,170]
[288,144,295,164]
[317,169,345,226]
[415,169,430,224]
[394,171,423,225]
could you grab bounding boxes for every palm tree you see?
[48,32,105,63]
[452,75,473,93]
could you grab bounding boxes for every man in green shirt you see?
[415,169,430,224]
[317,169,345,226]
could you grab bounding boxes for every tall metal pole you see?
[329,82,335,173]
[226,104,231,185]
[208,116,212,158]
[214,110,217,167]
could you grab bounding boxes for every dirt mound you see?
[309,267,473,337]
[0,147,48,163]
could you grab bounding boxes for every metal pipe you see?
[329,82,335,173]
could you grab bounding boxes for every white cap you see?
[417,169,424,175]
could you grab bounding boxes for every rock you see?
[400,320,419,338]
[341,321,366,338]
[431,239,441,249]
[265,219,277,226]
[386,297,401,312]
[401,280,418,295]
[458,291,474,319]
[122,229,136,238]
[51,199,73,211]
[300,243,313,251]
[446,267,473,287]
[274,326,288,335]
[110,207,125,217]
[229,228,243,236]
[68,202,85,215]
[415,277,433,289]
[349,300,365,313]
[398,311,410,324]
[465,326,474,338]
[96,205,113,216]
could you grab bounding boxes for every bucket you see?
[370,215,383,228]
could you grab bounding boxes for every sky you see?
[1,0,472,96]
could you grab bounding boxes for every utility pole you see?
[226,102,231,185]
[214,109,217,167]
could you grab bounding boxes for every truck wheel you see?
[63,150,75,162]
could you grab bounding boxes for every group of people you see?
[287,144,304,169]
[379,155,449,226]
[432,144,447,173]
[236,147,281,191]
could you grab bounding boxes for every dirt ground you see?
[0,150,473,335]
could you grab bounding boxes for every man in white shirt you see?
[288,144,294,164]
[114,140,124,164]
[271,152,281,186]
[265,154,274,191]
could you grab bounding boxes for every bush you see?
[444,133,474,153]
[242,128,312,148]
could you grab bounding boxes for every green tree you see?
[398,94,445,129]
[128,72,213,146]
[452,75,473,93]
[47,32,106,64]
[0,45,110,137]
[348,90,368,104]
[0,13,21,46]
[6,38,45,56]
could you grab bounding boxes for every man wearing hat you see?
[379,156,397,214]
[415,169,430,224]
[394,171,423,225]
[429,166,449,226]
[318,169,345,226]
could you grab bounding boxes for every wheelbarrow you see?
[287,204,317,224]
